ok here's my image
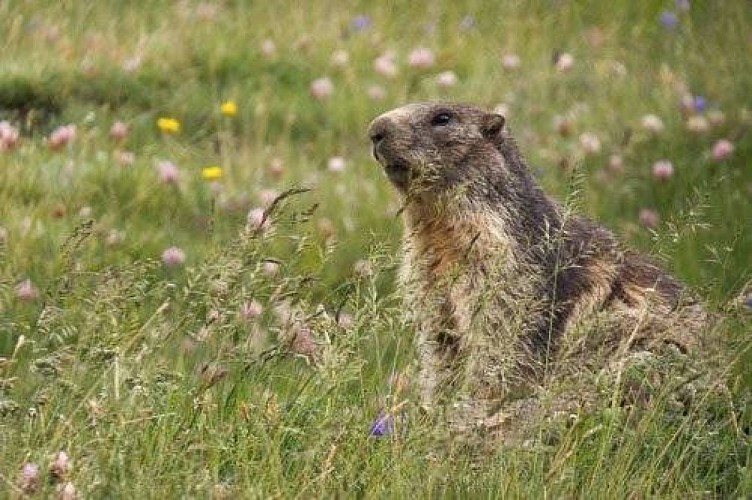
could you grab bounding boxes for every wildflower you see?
[201,166,223,180]
[267,157,285,178]
[258,188,280,208]
[609,60,627,77]
[369,408,395,436]
[122,55,142,73]
[48,124,76,150]
[436,70,458,87]
[353,259,373,278]
[641,114,665,134]
[0,120,20,150]
[337,312,354,329]
[247,207,270,231]
[317,217,337,240]
[157,160,180,184]
[310,77,334,100]
[555,52,574,72]
[240,300,264,320]
[262,261,280,276]
[351,14,371,31]
[15,279,38,301]
[652,160,674,180]
[109,121,128,141]
[676,0,690,11]
[17,463,40,494]
[686,115,709,133]
[156,117,180,133]
[659,10,678,29]
[374,52,398,77]
[367,84,386,100]
[49,450,71,480]
[327,156,346,172]
[220,100,237,116]
[407,47,435,68]
[579,132,601,154]
[501,53,521,70]
[369,407,407,437]
[290,324,316,358]
[105,229,125,246]
[44,25,61,43]
[161,246,186,267]
[639,208,660,228]
[56,481,77,500]
[743,294,752,309]
[711,139,734,161]
[331,49,349,67]
[115,150,135,166]
[694,95,707,112]
[260,39,276,57]
[679,94,694,113]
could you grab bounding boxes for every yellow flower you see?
[201,166,223,180]
[157,117,181,133]
[220,100,237,116]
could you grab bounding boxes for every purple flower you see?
[161,246,186,267]
[652,160,674,180]
[351,14,370,31]
[17,463,40,494]
[369,409,395,436]
[743,295,752,309]
[639,208,660,229]
[659,10,678,28]
[711,139,734,161]
[693,95,707,112]
[676,0,690,11]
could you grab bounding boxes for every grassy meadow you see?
[1,0,751,496]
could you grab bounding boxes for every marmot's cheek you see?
[384,162,411,191]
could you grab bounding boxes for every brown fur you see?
[368,102,708,436]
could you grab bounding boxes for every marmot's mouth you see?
[384,161,410,190]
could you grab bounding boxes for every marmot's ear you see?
[481,113,505,142]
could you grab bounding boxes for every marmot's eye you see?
[431,112,453,127]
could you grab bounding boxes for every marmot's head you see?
[368,102,506,195]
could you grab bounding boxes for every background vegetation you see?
[0,0,750,497]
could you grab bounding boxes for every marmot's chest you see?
[402,219,532,338]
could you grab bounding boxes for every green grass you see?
[1,0,751,497]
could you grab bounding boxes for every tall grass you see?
[1,1,750,496]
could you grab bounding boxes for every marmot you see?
[367,102,708,435]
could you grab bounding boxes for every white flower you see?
[641,114,665,133]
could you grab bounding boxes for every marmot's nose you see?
[368,116,392,147]
[368,116,394,161]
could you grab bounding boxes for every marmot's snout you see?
[368,113,411,190]
[367,116,389,161]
